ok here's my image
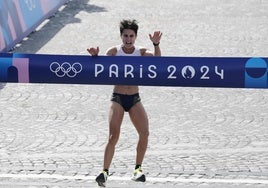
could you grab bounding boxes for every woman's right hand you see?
[87,47,99,56]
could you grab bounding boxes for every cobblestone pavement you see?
[1,0,268,187]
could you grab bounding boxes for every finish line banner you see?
[0,53,268,88]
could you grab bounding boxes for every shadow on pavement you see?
[0,83,6,90]
[13,0,106,54]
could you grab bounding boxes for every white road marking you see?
[0,173,268,184]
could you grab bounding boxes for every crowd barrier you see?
[0,0,68,52]
[0,53,268,88]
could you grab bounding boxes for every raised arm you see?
[149,31,162,56]
[142,31,162,56]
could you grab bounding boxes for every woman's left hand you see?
[149,31,162,45]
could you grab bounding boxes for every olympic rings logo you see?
[49,62,83,78]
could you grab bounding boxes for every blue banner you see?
[0,53,268,88]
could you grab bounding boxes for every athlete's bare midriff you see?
[113,85,139,95]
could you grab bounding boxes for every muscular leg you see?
[103,102,124,170]
[129,102,149,166]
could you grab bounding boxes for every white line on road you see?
[0,173,268,185]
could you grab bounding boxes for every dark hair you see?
[119,19,139,35]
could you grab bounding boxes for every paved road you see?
[1,0,268,187]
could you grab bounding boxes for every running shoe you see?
[96,171,108,187]
[131,167,146,182]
